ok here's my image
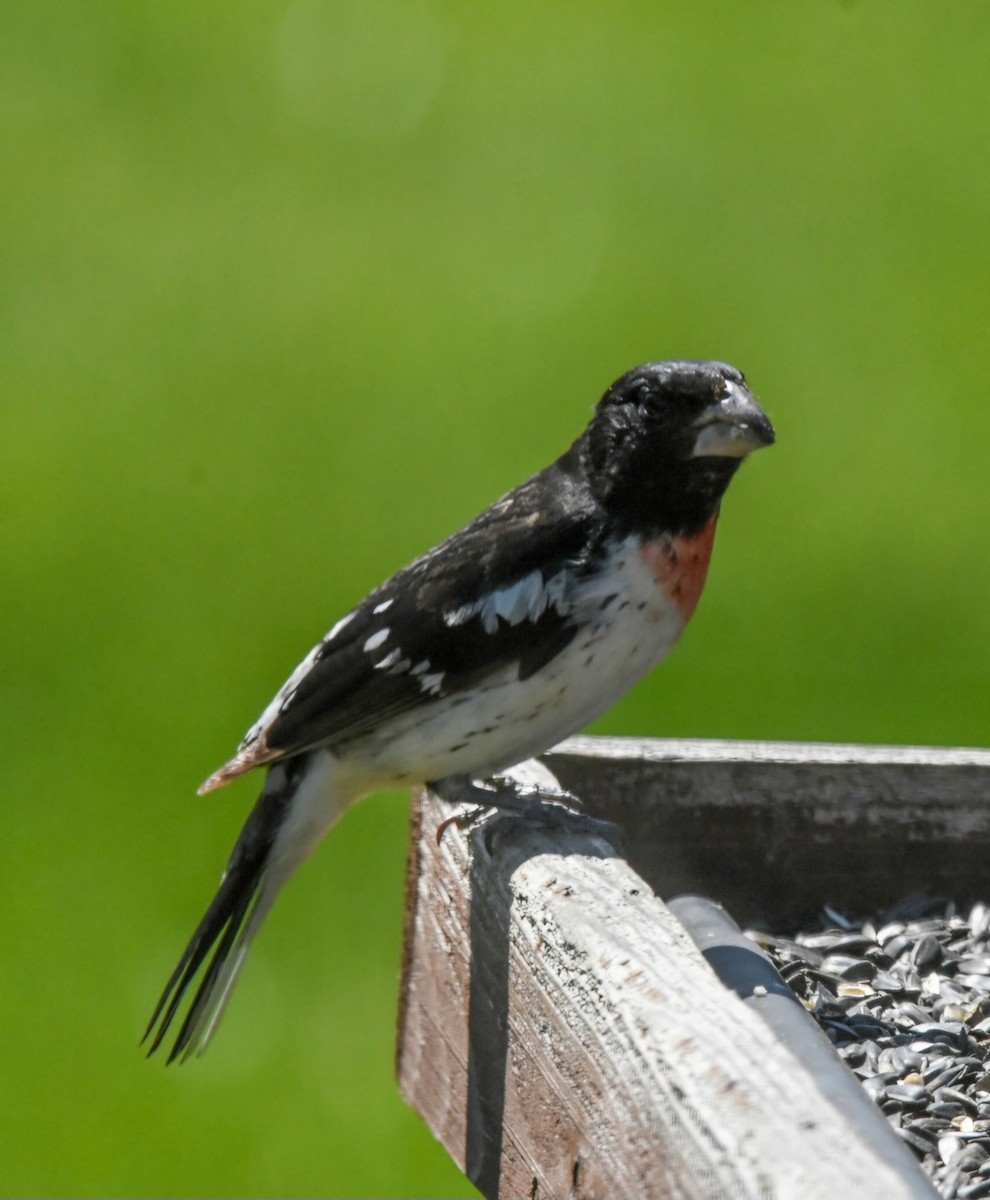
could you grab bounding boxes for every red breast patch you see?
[638,516,718,623]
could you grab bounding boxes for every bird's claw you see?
[435,804,490,844]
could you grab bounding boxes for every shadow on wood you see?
[546,736,990,928]
[464,816,511,1197]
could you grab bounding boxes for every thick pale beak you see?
[691,380,775,459]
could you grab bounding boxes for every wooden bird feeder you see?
[397,736,990,1199]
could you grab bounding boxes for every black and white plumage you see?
[145,360,774,1061]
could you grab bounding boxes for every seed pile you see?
[752,900,990,1200]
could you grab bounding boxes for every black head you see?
[580,360,774,536]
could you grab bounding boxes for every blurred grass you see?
[3,0,990,1194]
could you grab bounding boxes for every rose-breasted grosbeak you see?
[145,359,774,1061]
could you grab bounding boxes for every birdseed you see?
[750,899,990,1199]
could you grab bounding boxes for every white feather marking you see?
[373,598,394,614]
[375,648,402,671]
[410,660,430,675]
[325,610,356,641]
[444,569,570,635]
[420,671,444,695]
[363,628,389,653]
[239,641,323,746]
[443,605,473,627]
[543,571,569,611]
[479,570,541,631]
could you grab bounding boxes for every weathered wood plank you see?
[544,736,990,927]
[667,894,925,1182]
[397,776,936,1200]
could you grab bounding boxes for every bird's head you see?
[582,360,775,534]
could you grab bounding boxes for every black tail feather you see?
[144,760,299,1062]
[142,868,260,1061]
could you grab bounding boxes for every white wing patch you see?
[363,628,390,653]
[443,569,571,634]
[373,598,394,614]
[375,648,411,673]
[404,658,443,694]
[420,671,444,696]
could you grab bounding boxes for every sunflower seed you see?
[754,898,990,1197]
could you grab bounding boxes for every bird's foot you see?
[481,772,585,814]
[429,763,591,845]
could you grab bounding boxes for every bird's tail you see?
[143,749,347,1063]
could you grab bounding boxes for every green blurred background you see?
[4,0,990,1194]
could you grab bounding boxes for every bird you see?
[144,359,774,1062]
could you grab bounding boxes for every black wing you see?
[258,446,599,758]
